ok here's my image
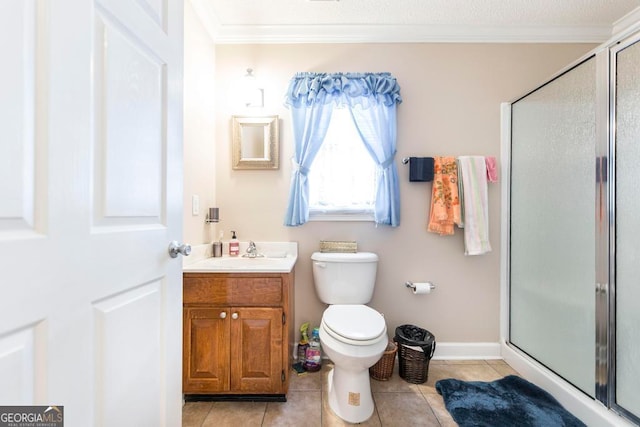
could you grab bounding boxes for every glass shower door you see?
[510,57,597,397]
[613,35,640,421]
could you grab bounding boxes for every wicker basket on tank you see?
[319,240,358,253]
[369,341,397,381]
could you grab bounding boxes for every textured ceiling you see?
[190,0,640,43]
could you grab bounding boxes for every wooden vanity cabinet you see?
[182,272,294,398]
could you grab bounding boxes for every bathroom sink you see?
[183,254,297,273]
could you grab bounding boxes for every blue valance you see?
[284,72,402,109]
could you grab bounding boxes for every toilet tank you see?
[311,252,379,304]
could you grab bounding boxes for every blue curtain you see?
[283,72,402,226]
[350,105,400,226]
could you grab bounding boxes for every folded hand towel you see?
[409,157,434,182]
[427,157,461,235]
[485,156,498,183]
[458,156,492,255]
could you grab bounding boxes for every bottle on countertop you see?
[213,230,223,257]
[304,327,322,372]
[297,322,310,366]
[229,230,240,256]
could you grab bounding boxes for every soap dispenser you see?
[229,230,240,256]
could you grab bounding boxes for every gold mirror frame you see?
[232,115,279,170]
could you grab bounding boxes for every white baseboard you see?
[431,342,501,360]
[302,341,502,361]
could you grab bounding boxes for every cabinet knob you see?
[219,312,227,319]
[231,312,239,320]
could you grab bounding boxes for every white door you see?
[0,0,184,426]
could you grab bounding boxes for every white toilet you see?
[311,251,388,424]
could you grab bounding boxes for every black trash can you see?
[394,325,436,384]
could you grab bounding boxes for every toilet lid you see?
[322,305,386,341]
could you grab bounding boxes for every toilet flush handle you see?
[314,262,326,268]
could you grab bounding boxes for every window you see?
[283,72,401,227]
[308,108,377,220]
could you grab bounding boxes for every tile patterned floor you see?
[182,359,520,426]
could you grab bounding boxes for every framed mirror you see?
[232,115,279,170]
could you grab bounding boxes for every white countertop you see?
[183,241,298,273]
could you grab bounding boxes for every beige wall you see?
[183,1,217,245]
[205,42,594,344]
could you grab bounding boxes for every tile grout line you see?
[370,392,382,426]
[416,379,444,427]
[320,387,324,426]
[201,402,215,427]
[260,401,268,426]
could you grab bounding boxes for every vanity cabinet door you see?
[183,307,231,393]
[230,307,284,393]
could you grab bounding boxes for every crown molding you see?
[188,0,618,45]
[612,6,640,36]
[208,23,613,44]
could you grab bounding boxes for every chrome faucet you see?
[243,241,263,258]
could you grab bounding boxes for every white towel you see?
[458,156,492,255]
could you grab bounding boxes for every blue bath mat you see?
[436,375,586,427]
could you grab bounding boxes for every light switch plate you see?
[192,195,200,215]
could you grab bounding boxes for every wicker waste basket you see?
[394,325,436,384]
[369,341,397,381]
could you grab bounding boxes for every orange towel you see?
[427,156,461,235]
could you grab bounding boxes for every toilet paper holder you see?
[405,281,436,291]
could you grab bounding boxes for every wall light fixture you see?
[243,68,264,108]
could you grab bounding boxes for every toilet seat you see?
[322,305,386,346]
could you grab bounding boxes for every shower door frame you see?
[501,23,640,427]
[606,30,640,425]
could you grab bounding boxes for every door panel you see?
[94,12,165,224]
[183,307,230,393]
[0,0,40,235]
[0,324,45,405]
[94,281,163,426]
[231,308,283,393]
